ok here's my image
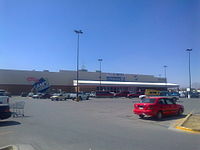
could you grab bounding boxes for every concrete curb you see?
[0,145,35,150]
[175,113,200,134]
[0,145,17,150]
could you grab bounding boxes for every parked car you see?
[0,89,6,95]
[114,91,130,97]
[28,92,34,97]
[21,92,28,97]
[127,92,144,98]
[139,91,179,101]
[0,104,12,120]
[133,97,184,120]
[190,92,200,98]
[144,89,160,96]
[0,89,11,97]
[32,93,43,99]
[0,96,11,120]
[95,91,114,98]
[89,91,96,97]
[50,93,67,101]
[138,89,161,99]
[0,95,9,104]
[39,93,52,99]
[63,93,71,99]
[179,91,186,98]
[159,91,179,101]
[70,92,89,101]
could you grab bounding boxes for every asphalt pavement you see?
[0,97,200,150]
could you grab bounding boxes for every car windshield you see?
[0,93,5,96]
[141,98,156,103]
[53,93,61,96]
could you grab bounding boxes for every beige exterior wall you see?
[0,69,168,95]
[0,69,165,86]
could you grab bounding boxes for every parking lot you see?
[0,97,200,150]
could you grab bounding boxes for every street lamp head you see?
[163,65,168,68]
[74,30,83,34]
[98,59,103,62]
[186,48,192,52]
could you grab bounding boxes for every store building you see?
[0,69,179,95]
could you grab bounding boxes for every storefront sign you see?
[106,76,125,81]
[27,77,39,82]
[33,78,50,92]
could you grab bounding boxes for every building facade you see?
[0,69,179,95]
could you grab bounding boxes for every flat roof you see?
[73,80,179,88]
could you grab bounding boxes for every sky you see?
[0,0,200,87]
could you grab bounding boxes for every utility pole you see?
[186,48,192,99]
[74,30,83,101]
[98,59,103,91]
[163,65,168,91]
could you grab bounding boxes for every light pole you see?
[98,59,103,91]
[163,65,168,91]
[186,48,192,99]
[74,30,83,101]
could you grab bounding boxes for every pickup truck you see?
[50,93,67,101]
[0,104,11,120]
[0,96,9,104]
[0,89,11,97]
[70,93,89,101]
[0,96,11,120]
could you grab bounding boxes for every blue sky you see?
[0,0,199,87]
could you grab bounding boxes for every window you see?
[165,99,175,104]
[141,98,156,103]
[158,99,166,104]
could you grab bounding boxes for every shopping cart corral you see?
[10,101,25,117]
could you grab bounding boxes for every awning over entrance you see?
[73,80,179,88]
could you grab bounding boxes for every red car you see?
[127,92,144,98]
[114,91,130,97]
[133,97,184,119]
[95,91,114,98]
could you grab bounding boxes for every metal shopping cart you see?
[10,101,25,117]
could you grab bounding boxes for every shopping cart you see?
[10,101,25,117]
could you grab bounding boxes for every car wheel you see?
[139,114,144,119]
[79,96,82,101]
[86,96,89,100]
[172,97,177,101]
[177,109,183,116]
[156,111,163,120]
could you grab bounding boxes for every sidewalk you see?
[176,113,200,133]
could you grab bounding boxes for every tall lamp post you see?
[74,30,83,101]
[98,59,103,91]
[186,48,192,99]
[163,65,168,91]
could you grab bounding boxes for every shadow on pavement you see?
[22,115,32,118]
[12,115,32,118]
[141,114,187,122]
[0,121,21,127]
